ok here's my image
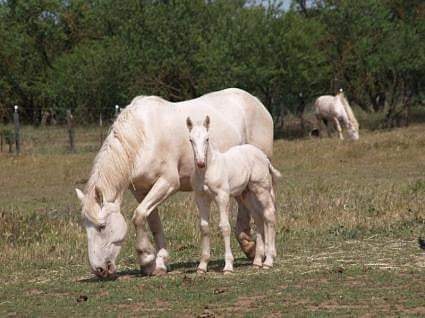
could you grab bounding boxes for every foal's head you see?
[186,115,210,169]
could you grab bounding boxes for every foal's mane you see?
[84,99,145,222]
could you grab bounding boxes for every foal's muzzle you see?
[196,161,206,169]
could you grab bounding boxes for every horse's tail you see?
[268,160,282,203]
[340,93,359,130]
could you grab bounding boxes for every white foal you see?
[186,116,281,273]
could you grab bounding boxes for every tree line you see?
[0,0,423,127]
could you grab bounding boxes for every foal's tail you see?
[268,161,282,203]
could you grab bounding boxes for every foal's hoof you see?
[262,264,273,270]
[152,268,167,276]
[223,270,233,275]
[252,264,262,270]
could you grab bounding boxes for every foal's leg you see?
[235,202,256,260]
[254,189,277,268]
[216,193,234,273]
[333,117,344,140]
[195,192,211,274]
[132,176,178,275]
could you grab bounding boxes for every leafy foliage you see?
[0,0,423,125]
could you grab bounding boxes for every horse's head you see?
[347,123,359,140]
[186,115,210,169]
[75,187,127,278]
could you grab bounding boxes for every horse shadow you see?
[78,257,252,283]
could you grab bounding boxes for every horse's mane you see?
[84,99,145,223]
[339,93,359,130]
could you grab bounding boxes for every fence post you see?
[0,131,3,153]
[66,109,75,153]
[13,105,20,155]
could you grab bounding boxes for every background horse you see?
[314,89,359,140]
[75,88,273,278]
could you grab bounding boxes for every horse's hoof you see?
[253,264,262,270]
[241,241,256,260]
[262,264,273,270]
[223,270,233,275]
[152,268,167,276]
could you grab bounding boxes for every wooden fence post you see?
[66,109,75,153]
[13,105,20,155]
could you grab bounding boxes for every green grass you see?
[1,123,424,316]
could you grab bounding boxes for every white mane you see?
[339,92,359,130]
[84,100,144,222]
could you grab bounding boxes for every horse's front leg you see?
[216,192,234,273]
[147,209,168,275]
[333,117,344,140]
[132,177,178,275]
[194,192,211,274]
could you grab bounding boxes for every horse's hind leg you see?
[323,118,333,138]
[239,195,265,268]
[236,202,256,260]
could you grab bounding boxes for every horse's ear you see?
[94,186,104,206]
[186,117,193,131]
[204,115,210,130]
[75,188,85,202]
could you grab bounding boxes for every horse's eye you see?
[97,225,105,232]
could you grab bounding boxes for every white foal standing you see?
[186,116,281,274]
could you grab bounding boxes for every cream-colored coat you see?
[76,88,273,277]
[187,116,280,273]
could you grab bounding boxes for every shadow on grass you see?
[77,257,252,283]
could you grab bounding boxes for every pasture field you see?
[0,123,424,317]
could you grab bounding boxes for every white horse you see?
[314,89,359,140]
[75,88,273,278]
[186,116,280,273]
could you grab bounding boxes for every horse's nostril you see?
[96,267,105,274]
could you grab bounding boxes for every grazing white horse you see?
[186,116,281,273]
[314,89,359,140]
[75,88,273,278]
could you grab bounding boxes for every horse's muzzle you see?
[93,261,117,279]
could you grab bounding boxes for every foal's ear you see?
[203,115,210,130]
[94,186,104,206]
[186,117,193,131]
[75,188,85,202]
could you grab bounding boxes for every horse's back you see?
[177,88,273,157]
